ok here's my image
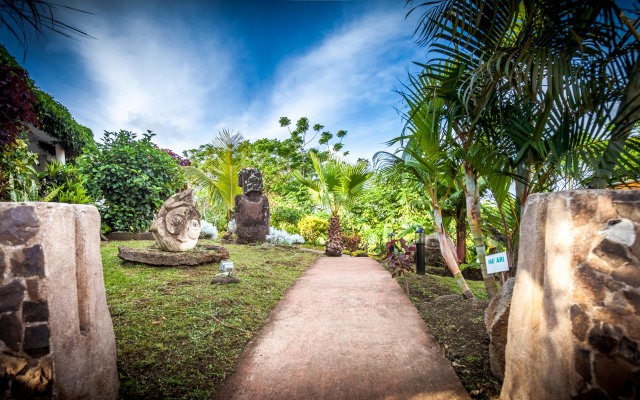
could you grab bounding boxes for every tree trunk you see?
[464,163,498,298]
[434,206,475,299]
[455,206,467,263]
[325,214,343,257]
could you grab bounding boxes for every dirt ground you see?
[398,266,502,400]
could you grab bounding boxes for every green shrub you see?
[38,161,91,204]
[78,130,184,232]
[0,137,39,201]
[297,215,328,245]
[271,205,304,233]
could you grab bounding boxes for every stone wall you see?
[0,203,119,399]
[501,190,640,399]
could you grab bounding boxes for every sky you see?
[1,0,425,162]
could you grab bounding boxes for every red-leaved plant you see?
[385,238,417,296]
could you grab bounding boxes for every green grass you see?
[101,240,320,399]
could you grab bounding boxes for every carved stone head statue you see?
[150,189,201,252]
[238,168,263,195]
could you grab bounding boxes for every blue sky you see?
[1,0,424,161]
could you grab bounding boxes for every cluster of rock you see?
[0,203,118,399]
[485,190,640,399]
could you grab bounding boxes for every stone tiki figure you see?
[234,168,270,244]
[151,189,201,252]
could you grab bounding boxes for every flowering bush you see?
[199,220,218,239]
[155,145,191,166]
[266,227,305,245]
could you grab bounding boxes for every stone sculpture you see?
[150,189,201,252]
[0,203,119,399]
[234,168,270,244]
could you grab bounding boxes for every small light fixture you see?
[220,260,234,277]
[415,227,426,275]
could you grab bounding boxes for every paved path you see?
[214,256,470,400]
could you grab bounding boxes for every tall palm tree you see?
[408,0,640,190]
[375,71,476,299]
[294,152,372,257]
[183,129,244,221]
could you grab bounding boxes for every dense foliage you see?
[78,130,184,232]
[38,161,91,204]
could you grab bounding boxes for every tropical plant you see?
[38,160,91,204]
[408,0,640,190]
[78,130,184,233]
[0,137,38,201]
[183,129,244,221]
[0,0,92,53]
[294,152,372,256]
[297,215,328,246]
[374,71,477,299]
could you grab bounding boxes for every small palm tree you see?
[294,152,372,257]
[183,129,244,221]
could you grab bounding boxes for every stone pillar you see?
[0,203,119,399]
[501,190,640,399]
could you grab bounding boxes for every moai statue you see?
[234,168,270,244]
[150,189,201,252]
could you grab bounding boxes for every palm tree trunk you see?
[455,206,466,263]
[434,206,475,299]
[463,163,498,298]
[325,214,343,257]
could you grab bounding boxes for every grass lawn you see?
[101,239,320,399]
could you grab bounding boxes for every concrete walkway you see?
[214,256,470,400]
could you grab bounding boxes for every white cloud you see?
[67,1,422,161]
[233,7,421,161]
[72,10,238,151]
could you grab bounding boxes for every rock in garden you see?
[234,168,270,244]
[501,190,640,400]
[484,277,515,381]
[151,189,201,252]
[118,246,229,266]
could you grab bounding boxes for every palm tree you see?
[408,0,640,190]
[293,152,372,257]
[375,71,476,299]
[183,129,244,221]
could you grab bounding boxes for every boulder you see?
[501,190,640,399]
[118,246,229,266]
[484,277,515,381]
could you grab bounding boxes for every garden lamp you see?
[220,260,234,277]
[415,227,425,275]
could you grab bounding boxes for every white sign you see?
[486,252,509,273]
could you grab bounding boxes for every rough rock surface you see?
[424,233,445,267]
[234,168,269,244]
[484,277,515,381]
[0,202,118,399]
[150,189,201,252]
[118,246,229,266]
[501,190,640,399]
